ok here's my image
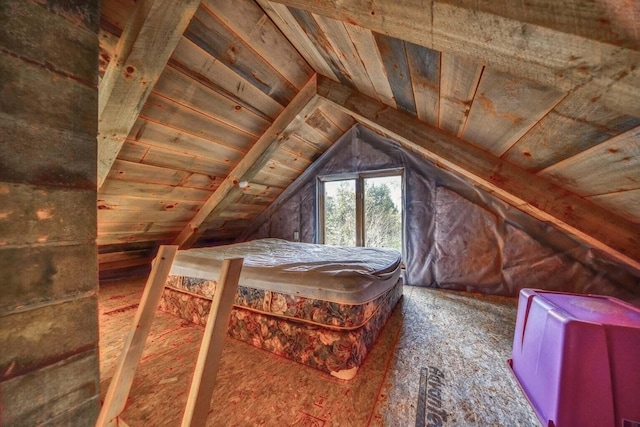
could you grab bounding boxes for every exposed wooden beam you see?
[97,0,201,188]
[173,74,318,249]
[268,0,640,95]
[316,75,640,272]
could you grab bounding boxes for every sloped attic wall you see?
[244,125,640,304]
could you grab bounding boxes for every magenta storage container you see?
[509,288,640,427]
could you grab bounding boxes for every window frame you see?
[316,168,405,255]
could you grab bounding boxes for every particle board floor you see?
[99,277,539,426]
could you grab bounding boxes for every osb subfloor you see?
[99,277,539,426]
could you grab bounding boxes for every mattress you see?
[168,238,402,304]
[159,239,403,379]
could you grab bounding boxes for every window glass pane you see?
[364,176,402,252]
[324,180,356,246]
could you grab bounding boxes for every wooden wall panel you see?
[0,2,100,424]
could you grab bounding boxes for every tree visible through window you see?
[321,172,403,254]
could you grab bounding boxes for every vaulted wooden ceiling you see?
[97,0,640,275]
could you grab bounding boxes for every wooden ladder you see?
[96,245,244,427]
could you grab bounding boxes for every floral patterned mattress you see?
[160,277,402,379]
[159,240,403,379]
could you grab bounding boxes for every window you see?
[318,169,403,254]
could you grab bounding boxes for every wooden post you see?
[96,245,178,426]
[181,258,244,427]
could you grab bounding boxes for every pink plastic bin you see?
[509,289,640,427]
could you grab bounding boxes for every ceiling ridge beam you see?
[316,75,640,272]
[97,0,202,189]
[269,0,640,94]
[173,74,318,249]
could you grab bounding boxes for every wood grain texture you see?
[312,14,378,100]
[503,81,640,172]
[438,52,483,137]
[270,0,640,91]
[128,119,246,164]
[118,140,232,178]
[184,6,298,106]
[97,0,201,188]
[406,42,440,127]
[436,0,640,50]
[256,0,340,82]
[287,7,353,86]
[202,0,312,89]
[588,190,640,224]
[99,179,212,202]
[140,93,256,153]
[539,125,640,197]
[172,75,318,248]
[170,37,284,121]
[317,76,640,271]
[343,23,397,108]
[153,66,272,138]
[462,69,565,156]
[373,33,416,115]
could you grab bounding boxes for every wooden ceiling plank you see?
[538,125,640,197]
[152,66,272,138]
[202,0,313,90]
[107,159,191,187]
[99,180,213,202]
[98,194,201,213]
[98,221,186,236]
[185,6,298,106]
[312,14,379,101]
[317,101,356,133]
[119,141,232,177]
[588,190,640,224]
[170,38,284,121]
[438,52,483,137]
[172,75,318,248]
[406,42,441,127]
[503,82,640,172]
[255,0,340,82]
[373,33,416,115]
[129,119,246,163]
[99,208,196,224]
[140,92,256,153]
[286,8,355,86]
[343,23,397,109]
[271,0,640,92]
[461,68,566,157]
[434,0,640,51]
[97,0,202,188]
[317,75,640,271]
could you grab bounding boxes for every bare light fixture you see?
[238,180,248,189]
